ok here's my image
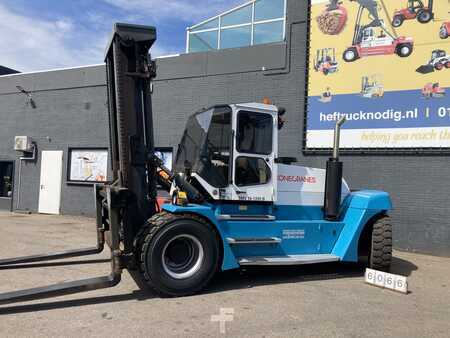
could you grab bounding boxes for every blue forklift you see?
[0,23,392,303]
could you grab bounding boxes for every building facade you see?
[0,0,448,256]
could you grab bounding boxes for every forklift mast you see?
[0,23,161,305]
[105,23,159,242]
[352,0,397,45]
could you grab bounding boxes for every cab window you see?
[237,111,273,155]
[235,157,271,186]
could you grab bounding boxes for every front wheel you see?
[139,213,221,297]
[435,62,444,70]
[392,15,404,27]
[369,216,392,272]
[396,43,413,57]
[417,10,432,24]
[343,47,359,62]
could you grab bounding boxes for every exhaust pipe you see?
[324,116,346,220]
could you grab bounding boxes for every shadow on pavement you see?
[0,254,417,315]
[207,262,365,294]
[0,259,110,270]
[0,290,153,315]
[390,256,418,276]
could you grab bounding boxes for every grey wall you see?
[0,66,109,216]
[0,0,448,256]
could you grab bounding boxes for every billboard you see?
[307,0,450,151]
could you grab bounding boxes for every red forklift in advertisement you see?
[422,83,445,98]
[342,0,414,62]
[440,21,450,39]
[392,0,434,27]
[314,48,339,75]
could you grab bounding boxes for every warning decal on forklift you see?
[307,0,450,151]
[282,229,305,240]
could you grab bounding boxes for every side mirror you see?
[278,107,286,130]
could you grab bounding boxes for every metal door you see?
[38,151,63,214]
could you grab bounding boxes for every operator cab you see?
[431,49,445,59]
[174,103,279,203]
[408,0,424,14]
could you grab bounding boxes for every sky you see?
[0,0,244,72]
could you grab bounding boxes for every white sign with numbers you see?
[365,268,408,294]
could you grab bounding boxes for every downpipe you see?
[324,117,346,221]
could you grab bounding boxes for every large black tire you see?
[417,10,432,24]
[137,212,221,297]
[343,47,359,62]
[392,15,404,28]
[369,216,392,272]
[396,43,413,57]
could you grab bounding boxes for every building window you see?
[188,31,219,53]
[254,0,285,21]
[254,21,285,45]
[221,26,252,49]
[187,0,286,53]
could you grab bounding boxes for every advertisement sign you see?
[307,0,450,151]
[68,148,108,183]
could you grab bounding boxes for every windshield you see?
[175,106,232,188]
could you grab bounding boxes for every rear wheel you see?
[435,62,444,70]
[417,10,432,24]
[396,43,413,57]
[445,61,450,69]
[369,216,392,272]
[138,212,221,297]
[392,15,404,27]
[343,47,358,62]
[440,27,449,39]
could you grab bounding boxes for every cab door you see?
[231,108,277,203]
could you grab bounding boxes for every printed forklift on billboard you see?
[361,74,384,98]
[0,23,393,303]
[313,48,338,75]
[342,0,414,62]
[392,0,434,27]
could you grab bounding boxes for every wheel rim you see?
[400,46,410,55]
[345,50,355,60]
[419,12,431,22]
[162,234,204,280]
[393,17,402,26]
